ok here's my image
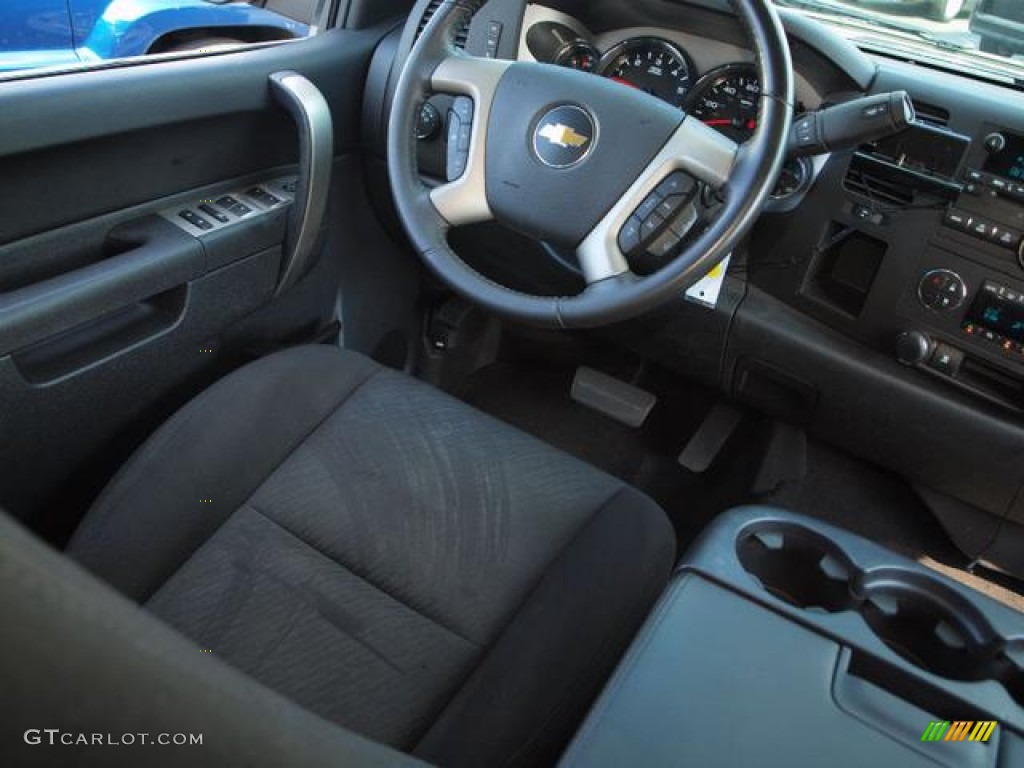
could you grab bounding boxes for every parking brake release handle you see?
[269,71,333,296]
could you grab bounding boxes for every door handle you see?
[268,71,333,295]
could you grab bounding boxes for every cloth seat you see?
[64,345,675,766]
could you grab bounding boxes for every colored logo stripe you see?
[921,721,997,743]
[969,722,998,742]
[945,722,972,741]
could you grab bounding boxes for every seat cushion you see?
[68,345,674,766]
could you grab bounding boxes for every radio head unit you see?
[983,130,1024,181]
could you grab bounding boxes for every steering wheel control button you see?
[918,270,967,312]
[648,228,682,258]
[656,172,697,199]
[618,217,643,255]
[657,195,686,220]
[446,98,474,181]
[416,103,441,140]
[532,105,596,169]
[640,213,665,242]
[635,194,663,222]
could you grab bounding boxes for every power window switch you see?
[178,209,212,230]
[199,204,229,223]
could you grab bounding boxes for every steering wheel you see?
[388,0,793,329]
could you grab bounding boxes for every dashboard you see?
[376,0,1024,575]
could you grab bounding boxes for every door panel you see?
[0,28,387,543]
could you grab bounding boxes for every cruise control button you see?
[618,216,643,254]
[656,194,685,220]
[656,172,697,199]
[635,194,662,222]
[640,213,665,242]
[648,228,681,257]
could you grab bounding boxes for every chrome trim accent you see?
[576,117,738,284]
[429,56,513,227]
[269,71,333,295]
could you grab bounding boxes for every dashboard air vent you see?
[416,0,469,49]
[843,163,915,207]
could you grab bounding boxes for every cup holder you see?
[736,523,1024,705]
[736,524,857,613]
[859,575,992,682]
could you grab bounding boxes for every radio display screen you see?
[965,283,1024,344]
[983,132,1024,181]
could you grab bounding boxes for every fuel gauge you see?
[526,21,599,73]
[555,42,599,72]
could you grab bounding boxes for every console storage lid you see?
[560,506,1024,768]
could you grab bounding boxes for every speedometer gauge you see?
[687,64,761,143]
[599,38,694,109]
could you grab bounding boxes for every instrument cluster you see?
[526,23,761,143]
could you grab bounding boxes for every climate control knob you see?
[896,331,932,366]
[918,269,967,312]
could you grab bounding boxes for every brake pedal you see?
[570,367,657,428]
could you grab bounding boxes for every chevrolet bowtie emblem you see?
[538,123,590,149]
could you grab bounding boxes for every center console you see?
[560,507,1024,768]
[895,124,1024,410]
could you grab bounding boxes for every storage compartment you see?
[802,224,886,317]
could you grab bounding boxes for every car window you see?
[0,0,325,78]
[774,0,1024,84]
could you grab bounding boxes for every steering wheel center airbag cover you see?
[486,63,683,248]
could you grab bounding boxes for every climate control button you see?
[918,269,967,312]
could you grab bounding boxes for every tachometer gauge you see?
[688,64,761,143]
[599,38,694,109]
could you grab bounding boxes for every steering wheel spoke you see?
[428,56,512,228]
[576,117,738,284]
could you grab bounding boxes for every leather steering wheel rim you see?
[387,0,794,329]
